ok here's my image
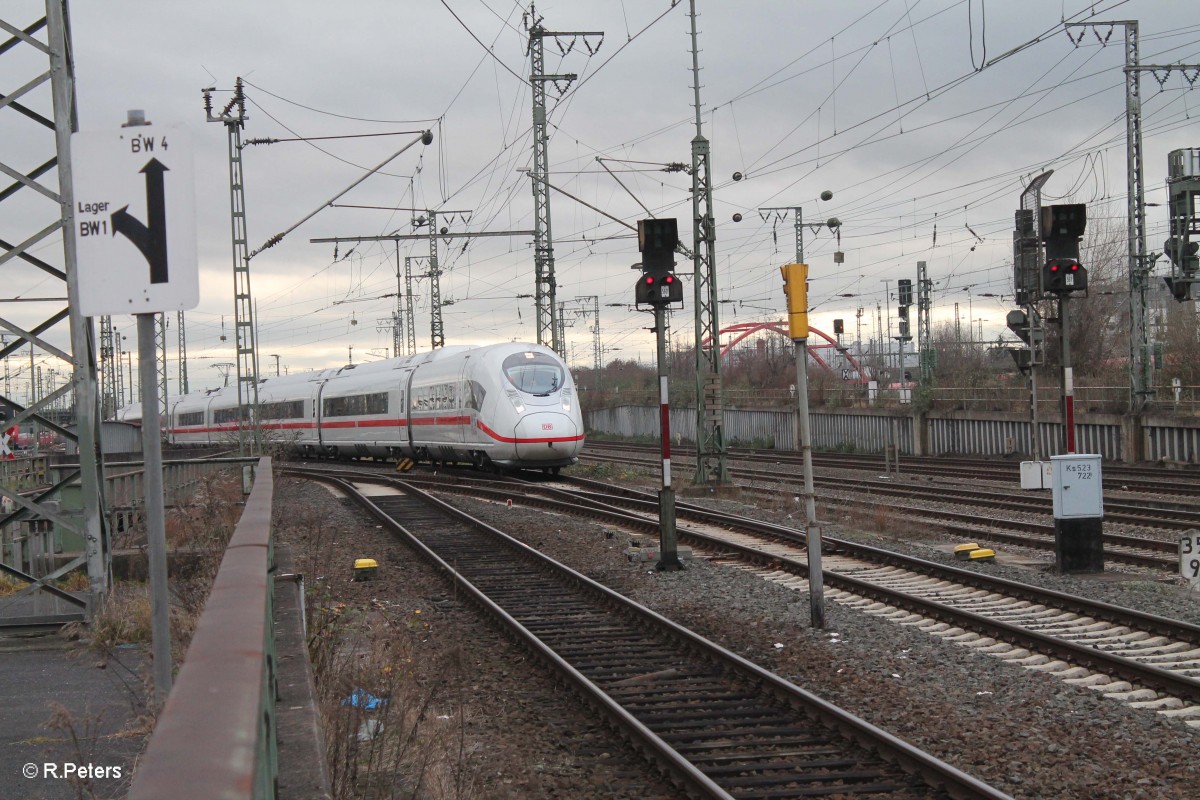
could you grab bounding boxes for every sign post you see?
[71,115,198,704]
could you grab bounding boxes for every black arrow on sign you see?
[111,158,169,284]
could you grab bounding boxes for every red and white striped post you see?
[1061,297,1076,454]
[654,302,682,571]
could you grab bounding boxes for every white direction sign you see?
[70,124,198,316]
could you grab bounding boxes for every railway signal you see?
[634,218,685,571]
[1042,258,1087,294]
[779,263,808,339]
[1163,237,1198,301]
[1036,203,1089,456]
[1164,149,1200,302]
[634,218,683,308]
[1040,204,1087,296]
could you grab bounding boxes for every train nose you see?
[514,412,581,462]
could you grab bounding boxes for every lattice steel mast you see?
[176,310,188,394]
[575,295,601,374]
[311,217,527,352]
[403,256,418,356]
[525,7,601,358]
[99,317,117,416]
[204,79,260,453]
[0,1,109,609]
[916,261,933,383]
[688,0,728,485]
[1065,22,1200,410]
[423,211,445,349]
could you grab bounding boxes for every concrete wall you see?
[586,404,1200,463]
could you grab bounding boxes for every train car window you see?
[260,400,304,420]
[502,352,563,396]
[324,392,388,417]
[364,392,388,415]
[213,408,241,424]
[411,383,456,411]
[178,411,204,427]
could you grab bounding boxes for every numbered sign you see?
[70,125,198,316]
[1181,532,1200,585]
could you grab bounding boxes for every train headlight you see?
[507,392,525,414]
[561,388,572,412]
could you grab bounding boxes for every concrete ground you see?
[0,636,145,800]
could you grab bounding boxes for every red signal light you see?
[664,274,675,284]
[644,276,655,285]
[1069,262,1080,272]
[1049,263,1060,272]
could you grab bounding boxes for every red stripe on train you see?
[476,419,584,445]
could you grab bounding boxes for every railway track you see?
[287,465,1011,800]
[579,449,1182,570]
[317,466,1200,727]
[585,440,1200,499]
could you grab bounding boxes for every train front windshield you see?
[503,352,564,396]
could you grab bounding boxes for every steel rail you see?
[579,450,1179,568]
[367,470,1200,701]
[290,466,1012,800]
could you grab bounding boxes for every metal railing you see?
[128,457,277,800]
[0,455,50,494]
[97,457,255,533]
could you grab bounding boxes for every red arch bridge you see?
[704,321,870,384]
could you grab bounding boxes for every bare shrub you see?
[44,703,106,800]
[309,604,481,800]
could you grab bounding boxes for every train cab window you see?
[503,352,563,396]
[464,380,486,411]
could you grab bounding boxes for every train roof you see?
[121,342,561,416]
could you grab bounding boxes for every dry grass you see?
[59,569,90,592]
[0,573,29,595]
[839,498,896,533]
[66,471,245,677]
[295,500,481,800]
[308,603,482,800]
[0,566,89,595]
[836,499,941,543]
[86,584,153,650]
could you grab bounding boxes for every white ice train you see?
[124,343,585,472]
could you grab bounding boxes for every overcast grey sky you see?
[6,1,1200,392]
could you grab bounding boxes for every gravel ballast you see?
[277,469,1200,800]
